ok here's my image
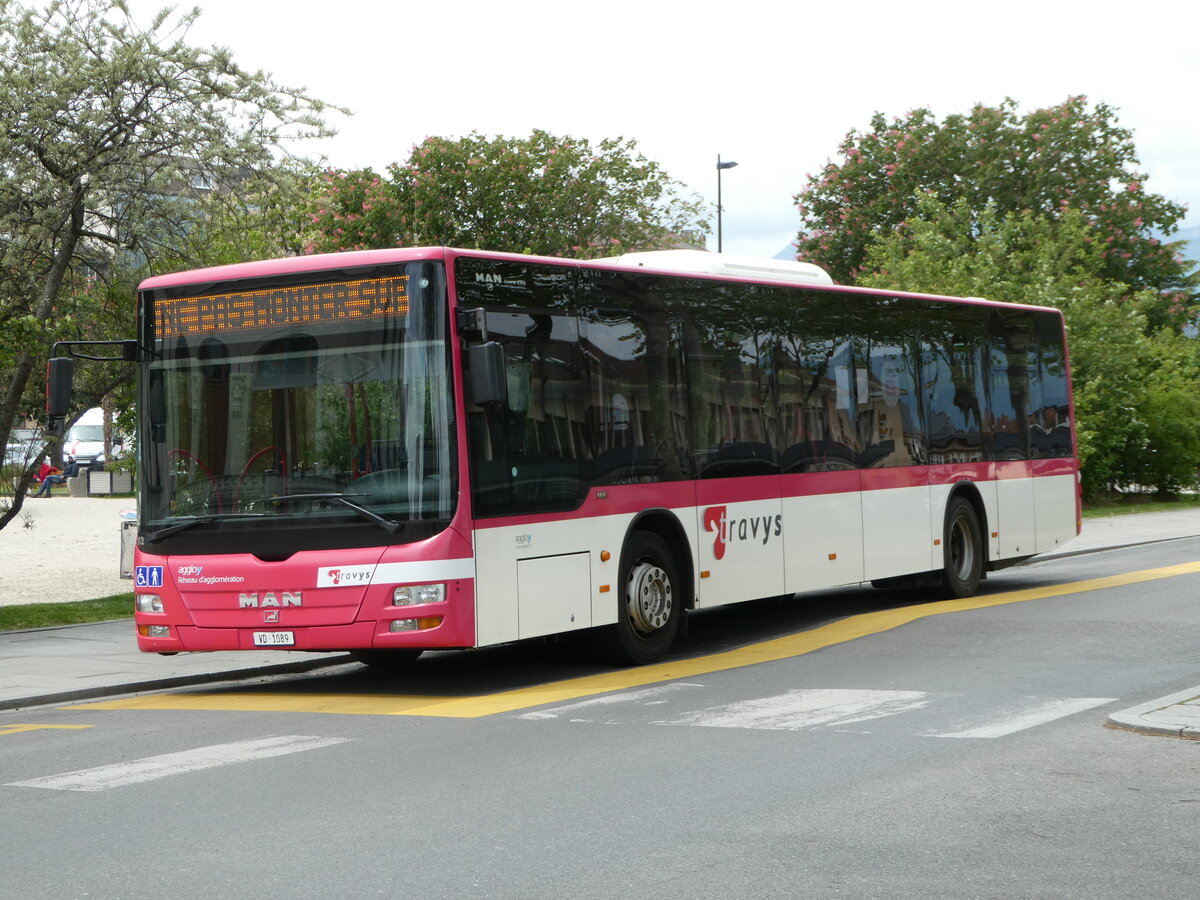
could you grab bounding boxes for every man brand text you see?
[238,591,303,608]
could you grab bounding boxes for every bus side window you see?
[776,292,859,473]
[923,303,986,465]
[465,310,591,515]
[1030,311,1073,458]
[985,309,1033,461]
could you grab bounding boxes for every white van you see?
[65,407,121,466]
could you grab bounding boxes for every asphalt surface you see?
[3,505,1200,735]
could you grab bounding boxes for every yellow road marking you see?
[72,560,1200,718]
[0,724,93,736]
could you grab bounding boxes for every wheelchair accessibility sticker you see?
[135,566,164,588]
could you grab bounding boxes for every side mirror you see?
[45,357,74,434]
[148,369,167,442]
[468,342,508,407]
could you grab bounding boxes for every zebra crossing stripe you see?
[6,735,350,792]
[924,697,1116,739]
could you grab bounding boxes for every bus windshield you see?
[138,263,455,543]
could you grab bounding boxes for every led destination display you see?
[154,275,410,337]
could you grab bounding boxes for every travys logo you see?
[703,505,783,561]
[317,565,374,588]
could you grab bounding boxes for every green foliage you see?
[306,131,709,258]
[0,0,336,528]
[861,197,1200,499]
[795,97,1196,317]
[163,161,320,269]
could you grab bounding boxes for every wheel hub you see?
[626,561,672,634]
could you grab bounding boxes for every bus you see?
[48,247,1079,665]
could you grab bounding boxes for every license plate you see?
[252,631,295,647]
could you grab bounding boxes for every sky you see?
[120,0,1200,259]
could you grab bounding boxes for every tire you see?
[349,648,423,668]
[940,496,984,599]
[595,531,682,665]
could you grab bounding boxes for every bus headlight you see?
[389,616,443,632]
[136,595,164,613]
[393,583,445,606]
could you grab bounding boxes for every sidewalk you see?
[2,505,1200,723]
[1107,687,1200,739]
[0,620,351,710]
[0,496,133,607]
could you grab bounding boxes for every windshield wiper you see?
[267,493,405,534]
[143,512,264,544]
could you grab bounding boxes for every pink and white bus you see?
[52,247,1079,665]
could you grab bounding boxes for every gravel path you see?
[0,495,136,607]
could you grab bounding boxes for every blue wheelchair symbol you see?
[135,566,164,588]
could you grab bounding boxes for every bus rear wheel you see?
[596,531,682,666]
[940,496,984,599]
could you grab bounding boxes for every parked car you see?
[4,428,41,468]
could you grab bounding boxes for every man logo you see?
[263,609,280,623]
[238,592,302,608]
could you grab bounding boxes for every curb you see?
[1032,534,1200,562]
[0,655,354,712]
[1106,685,1200,739]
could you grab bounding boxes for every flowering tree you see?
[307,131,708,258]
[795,97,1194,310]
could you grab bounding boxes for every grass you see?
[1082,493,1200,519]
[0,593,133,631]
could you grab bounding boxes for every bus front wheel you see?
[597,531,682,666]
[940,496,984,599]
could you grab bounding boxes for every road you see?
[3,539,1200,899]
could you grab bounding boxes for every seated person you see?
[33,458,66,497]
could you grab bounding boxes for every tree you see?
[0,0,336,527]
[306,130,708,258]
[160,160,318,269]
[795,97,1196,314]
[860,196,1200,499]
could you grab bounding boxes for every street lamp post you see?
[716,155,739,253]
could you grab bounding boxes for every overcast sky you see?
[122,0,1200,259]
